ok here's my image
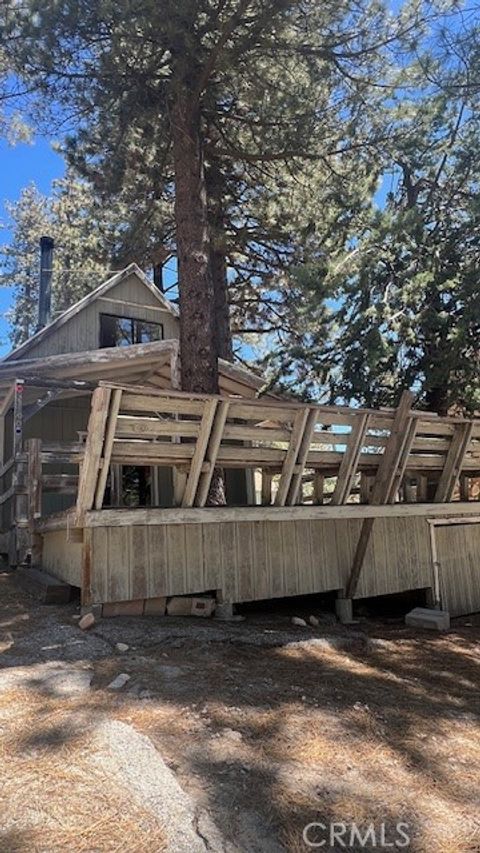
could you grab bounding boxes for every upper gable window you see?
[99,314,164,348]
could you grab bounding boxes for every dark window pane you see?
[100,314,163,348]
[135,320,164,343]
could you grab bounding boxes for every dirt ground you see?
[0,572,479,853]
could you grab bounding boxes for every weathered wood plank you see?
[275,408,310,507]
[434,422,474,503]
[331,414,370,505]
[94,388,123,510]
[287,408,319,506]
[195,400,230,507]
[83,500,480,529]
[75,386,111,525]
[182,400,218,508]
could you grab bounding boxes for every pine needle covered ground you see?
[0,572,479,852]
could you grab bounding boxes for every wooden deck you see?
[3,379,480,616]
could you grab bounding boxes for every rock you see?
[309,615,319,627]
[107,672,131,691]
[92,720,226,852]
[40,665,92,696]
[291,616,307,627]
[78,612,95,631]
[115,642,129,653]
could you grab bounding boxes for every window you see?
[99,313,164,348]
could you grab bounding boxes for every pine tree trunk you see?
[171,92,225,505]
[171,93,218,394]
[211,243,233,362]
[206,160,234,362]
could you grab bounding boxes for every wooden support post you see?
[26,438,42,565]
[196,400,230,507]
[404,477,415,503]
[182,399,218,508]
[287,408,319,506]
[417,474,428,502]
[359,473,372,504]
[313,472,324,505]
[434,422,474,503]
[331,413,369,505]
[94,388,123,509]
[345,391,415,599]
[275,408,310,507]
[459,473,470,502]
[173,468,188,506]
[261,470,273,506]
[75,386,112,525]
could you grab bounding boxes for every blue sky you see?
[0,136,65,354]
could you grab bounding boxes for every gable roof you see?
[3,263,179,363]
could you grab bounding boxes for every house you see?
[1,264,480,620]
[0,264,261,518]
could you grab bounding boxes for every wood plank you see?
[195,400,230,507]
[121,393,206,416]
[114,417,201,439]
[83,500,480,529]
[261,470,273,506]
[75,386,112,525]
[434,422,474,503]
[313,472,324,504]
[94,388,123,509]
[388,418,418,501]
[287,408,319,506]
[331,414,370,505]
[26,438,42,522]
[275,408,310,506]
[182,399,218,508]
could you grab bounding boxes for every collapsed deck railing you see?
[70,383,480,522]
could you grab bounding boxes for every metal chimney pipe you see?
[38,235,54,329]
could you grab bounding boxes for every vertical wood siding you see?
[17,273,179,359]
[436,523,480,616]
[85,516,437,605]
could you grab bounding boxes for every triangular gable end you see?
[3,263,179,363]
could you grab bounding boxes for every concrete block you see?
[191,597,215,617]
[405,607,450,631]
[335,597,353,624]
[102,599,144,618]
[144,596,167,616]
[167,596,215,617]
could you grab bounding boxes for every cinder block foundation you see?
[405,607,450,631]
